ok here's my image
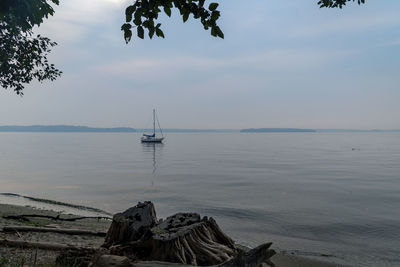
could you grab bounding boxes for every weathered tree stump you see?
[103,201,158,248]
[100,202,275,266]
[137,213,237,265]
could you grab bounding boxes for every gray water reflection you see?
[141,142,164,176]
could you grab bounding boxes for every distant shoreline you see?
[241,128,400,133]
[0,125,136,133]
[0,125,399,133]
[241,128,316,133]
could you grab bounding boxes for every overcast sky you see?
[1,0,399,129]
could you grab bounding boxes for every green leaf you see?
[164,6,171,17]
[211,10,220,21]
[142,20,150,28]
[149,28,155,39]
[124,29,132,43]
[137,26,144,39]
[209,3,219,11]
[134,10,142,25]
[121,23,132,31]
[211,26,218,37]
[183,12,189,22]
[216,26,224,39]
[156,28,165,38]
[125,5,136,22]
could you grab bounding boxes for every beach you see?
[0,203,345,266]
[0,203,109,265]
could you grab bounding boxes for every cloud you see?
[291,14,400,37]
[378,39,400,48]
[92,48,352,83]
[93,57,224,80]
[35,0,129,42]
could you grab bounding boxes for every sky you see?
[0,0,399,129]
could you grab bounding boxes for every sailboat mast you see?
[153,109,156,135]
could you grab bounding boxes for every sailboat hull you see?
[141,137,165,143]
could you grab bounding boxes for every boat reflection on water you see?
[142,142,164,176]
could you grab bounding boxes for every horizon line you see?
[0,125,399,132]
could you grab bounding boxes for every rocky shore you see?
[0,203,344,267]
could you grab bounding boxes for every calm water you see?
[0,132,399,266]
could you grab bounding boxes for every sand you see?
[0,203,110,265]
[270,253,345,267]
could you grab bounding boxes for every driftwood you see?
[2,226,107,236]
[139,213,237,265]
[129,244,276,267]
[103,201,158,248]
[0,238,90,251]
[106,244,275,267]
[218,243,275,267]
[93,255,133,267]
[2,214,111,222]
[132,262,193,267]
[58,245,276,267]
[100,202,275,266]
[51,201,275,267]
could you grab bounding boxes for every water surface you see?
[0,132,399,266]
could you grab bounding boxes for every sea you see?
[0,132,399,266]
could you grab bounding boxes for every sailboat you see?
[141,109,165,143]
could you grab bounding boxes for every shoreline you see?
[0,193,111,217]
[0,202,346,266]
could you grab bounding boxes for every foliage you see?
[0,0,61,95]
[122,0,367,44]
[0,0,59,31]
[121,0,224,44]
[318,0,365,8]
